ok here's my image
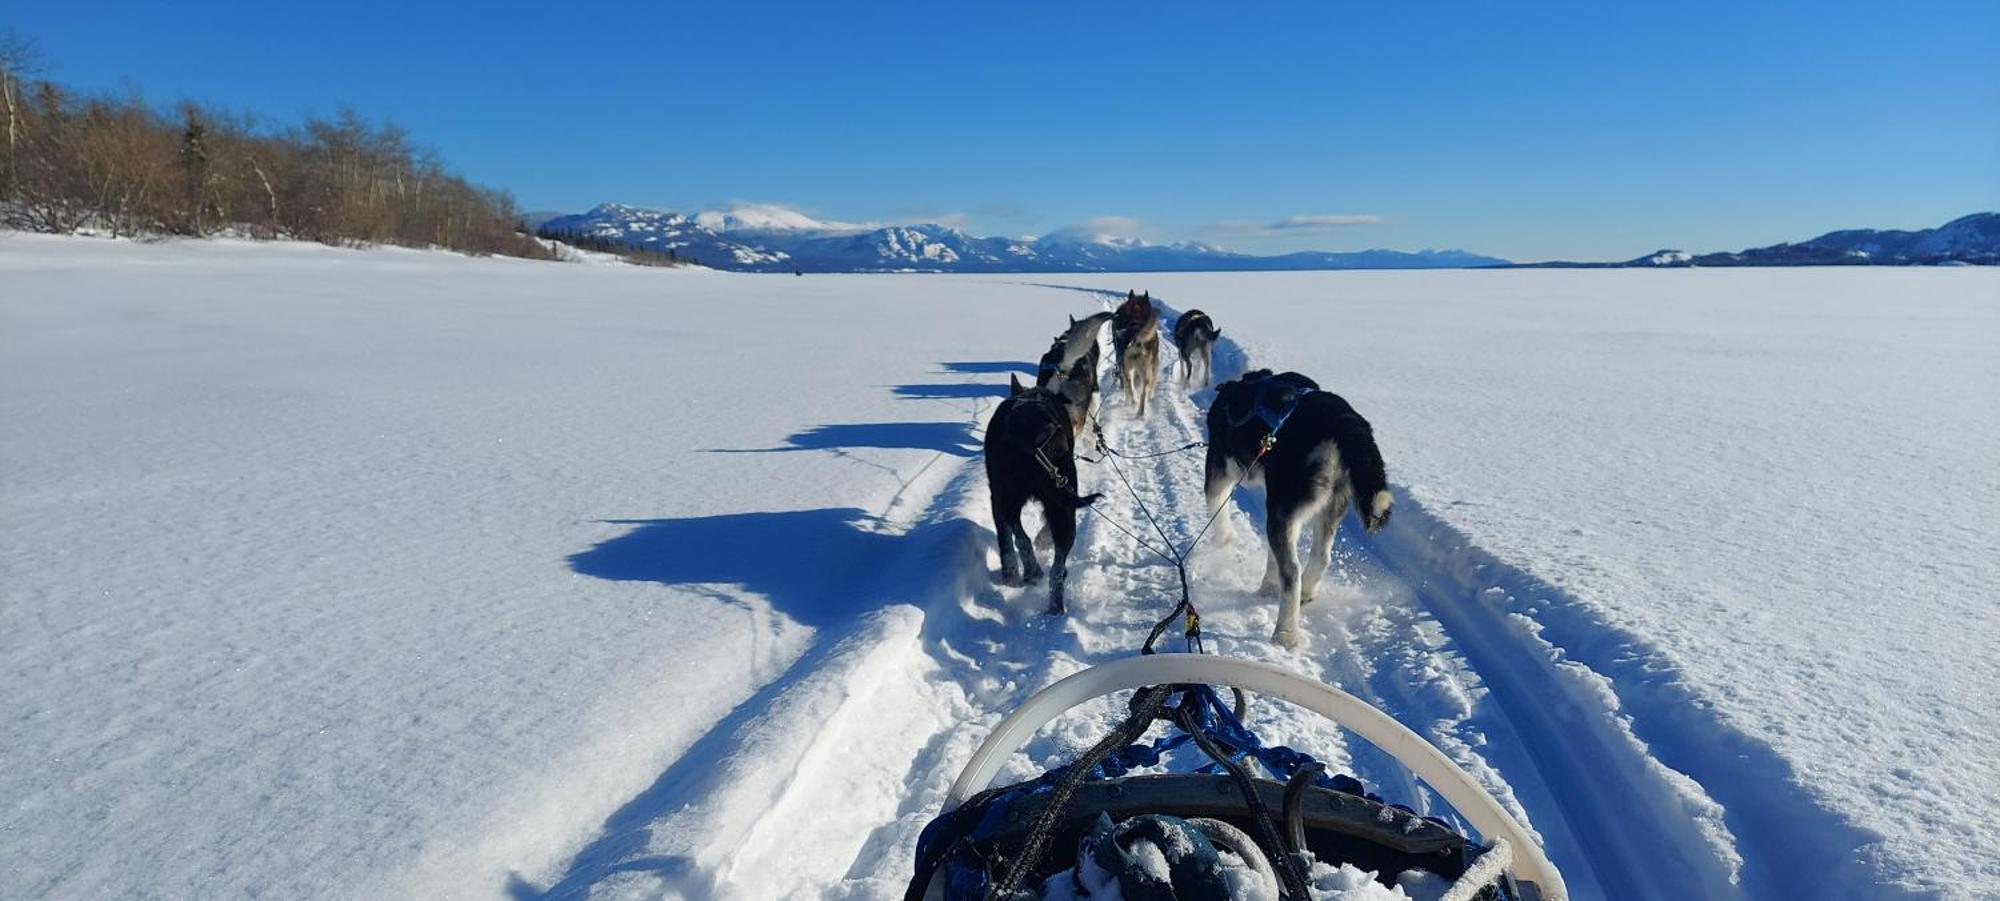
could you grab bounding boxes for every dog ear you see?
[1127,290,1137,301]
[1142,291,1150,301]
[1068,314,1077,326]
[1010,373,1027,396]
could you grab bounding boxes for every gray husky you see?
[1203,370,1392,649]
[1111,291,1161,417]
[1034,312,1112,432]
[1035,334,1099,438]
[1053,312,1112,375]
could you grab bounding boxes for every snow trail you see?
[527,289,1757,901]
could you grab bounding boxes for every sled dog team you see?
[985,291,1392,649]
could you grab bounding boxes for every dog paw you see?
[1045,600,1066,615]
[1270,626,1305,650]
[995,570,1023,588]
[1022,568,1045,585]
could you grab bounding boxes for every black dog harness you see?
[1012,394,1083,494]
[1036,343,1065,382]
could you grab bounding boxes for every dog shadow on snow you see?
[707,421,981,457]
[566,508,914,629]
[937,359,1035,375]
[705,363,1039,457]
[891,382,1011,400]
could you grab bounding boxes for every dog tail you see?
[1328,402,1393,532]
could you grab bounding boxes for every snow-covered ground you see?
[1041,268,2000,899]
[2,234,1993,900]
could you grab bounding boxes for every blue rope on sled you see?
[951,683,1379,836]
[1091,685,1379,802]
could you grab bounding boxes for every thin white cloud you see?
[1085,215,1145,236]
[1274,213,1384,229]
[694,203,879,233]
[1044,215,1148,242]
[1203,213,1385,237]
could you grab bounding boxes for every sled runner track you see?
[1350,529,1741,899]
[1363,502,1925,901]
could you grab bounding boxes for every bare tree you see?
[0,47,552,259]
[1,29,44,203]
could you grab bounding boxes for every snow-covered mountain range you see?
[1602,212,2000,267]
[532,203,1509,272]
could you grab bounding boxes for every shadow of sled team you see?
[985,291,1392,649]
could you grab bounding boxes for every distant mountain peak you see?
[536,203,1511,273]
[1633,250,1692,267]
[1702,212,1997,266]
[1520,212,1999,269]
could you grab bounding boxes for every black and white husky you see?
[986,375,1102,613]
[1111,291,1161,417]
[1203,370,1392,648]
[1172,309,1220,388]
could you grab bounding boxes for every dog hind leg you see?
[993,493,1024,586]
[1046,505,1077,614]
[1258,541,1282,597]
[1267,505,1306,648]
[1301,491,1349,605]
[1203,452,1240,549]
[1013,513,1044,584]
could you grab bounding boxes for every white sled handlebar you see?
[944,653,1568,901]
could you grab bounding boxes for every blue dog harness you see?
[1222,373,1320,450]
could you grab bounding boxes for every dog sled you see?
[905,654,1566,901]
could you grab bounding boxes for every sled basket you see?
[905,654,1566,901]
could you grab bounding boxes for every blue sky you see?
[7,1,1996,260]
